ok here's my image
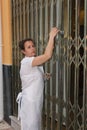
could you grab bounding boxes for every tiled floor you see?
[0,120,14,130]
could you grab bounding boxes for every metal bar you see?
[44,0,48,41]
[56,2,62,126]
[34,0,39,54]
[39,0,44,55]
[56,0,63,129]
[19,0,23,40]
[15,0,18,113]
[44,0,48,109]
[50,1,56,130]
[30,0,34,38]
[38,1,43,129]
[83,0,87,129]
[16,0,19,41]
[23,0,26,38]
[74,0,80,129]
[26,0,30,37]
[44,1,51,129]
[15,0,20,94]
[67,0,72,129]
[55,0,59,102]
[12,0,18,115]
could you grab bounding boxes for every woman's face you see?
[22,41,36,57]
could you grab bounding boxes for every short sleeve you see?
[25,57,35,67]
[20,57,35,76]
[21,57,35,67]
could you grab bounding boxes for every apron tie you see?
[16,92,22,120]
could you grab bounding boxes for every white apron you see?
[16,57,44,130]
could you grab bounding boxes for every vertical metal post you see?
[12,0,16,115]
[19,0,23,40]
[56,0,63,130]
[56,0,62,123]
[35,0,39,55]
[50,1,55,130]
[26,0,30,37]
[39,0,43,54]
[44,0,50,130]
[83,0,87,129]
[67,0,72,129]
[74,0,80,129]
[30,0,34,38]
[23,0,26,38]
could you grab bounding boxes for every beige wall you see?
[0,0,3,121]
[1,0,12,65]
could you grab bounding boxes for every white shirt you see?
[20,56,44,100]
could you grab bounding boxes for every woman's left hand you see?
[44,72,52,80]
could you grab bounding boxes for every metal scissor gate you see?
[11,0,87,130]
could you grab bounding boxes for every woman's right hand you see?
[49,27,59,39]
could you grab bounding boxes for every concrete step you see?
[9,116,21,130]
[0,120,14,130]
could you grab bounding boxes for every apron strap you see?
[16,92,22,120]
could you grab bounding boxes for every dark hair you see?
[19,38,35,50]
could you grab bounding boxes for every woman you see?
[17,27,59,130]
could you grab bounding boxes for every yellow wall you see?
[1,0,12,65]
